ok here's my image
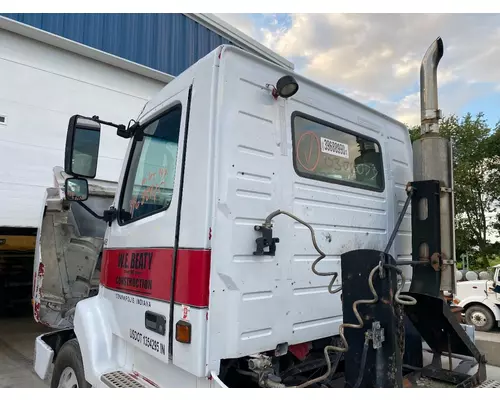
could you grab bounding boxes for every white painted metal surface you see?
[0,16,174,85]
[34,334,54,380]
[36,44,413,388]
[0,25,166,229]
[207,45,412,371]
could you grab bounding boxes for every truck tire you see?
[465,304,495,332]
[50,339,91,388]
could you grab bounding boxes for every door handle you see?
[145,311,167,336]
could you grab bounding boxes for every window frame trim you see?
[291,111,386,193]
[117,102,184,226]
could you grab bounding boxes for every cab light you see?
[175,320,192,344]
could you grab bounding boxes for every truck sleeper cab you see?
[33,44,413,388]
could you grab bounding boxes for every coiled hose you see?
[293,264,381,388]
[385,264,417,306]
[261,210,416,388]
[296,263,416,388]
[263,210,340,294]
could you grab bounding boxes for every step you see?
[477,379,500,388]
[101,371,147,388]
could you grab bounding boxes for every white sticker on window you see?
[320,137,349,159]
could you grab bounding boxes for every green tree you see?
[408,113,500,269]
[408,125,420,144]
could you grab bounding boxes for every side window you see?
[119,105,182,224]
[292,113,384,192]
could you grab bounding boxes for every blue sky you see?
[217,13,500,128]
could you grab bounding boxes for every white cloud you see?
[215,13,256,38]
[395,93,421,126]
[217,13,500,124]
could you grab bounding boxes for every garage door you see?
[0,28,166,229]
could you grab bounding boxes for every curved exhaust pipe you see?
[420,37,444,135]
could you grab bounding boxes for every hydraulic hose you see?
[383,264,417,306]
[260,210,417,389]
[263,210,340,294]
[292,263,382,388]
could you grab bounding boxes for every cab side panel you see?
[207,47,412,371]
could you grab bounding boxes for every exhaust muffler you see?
[411,37,456,295]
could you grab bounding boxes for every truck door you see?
[494,268,500,302]
[100,85,192,365]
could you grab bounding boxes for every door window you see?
[119,105,182,224]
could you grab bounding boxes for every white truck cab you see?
[455,266,500,332]
[33,43,414,388]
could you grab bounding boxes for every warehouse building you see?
[1,13,292,76]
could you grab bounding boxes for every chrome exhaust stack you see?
[420,37,444,135]
[412,37,456,294]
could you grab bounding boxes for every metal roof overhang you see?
[0,15,175,84]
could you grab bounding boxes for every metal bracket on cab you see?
[253,224,280,256]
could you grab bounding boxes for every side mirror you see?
[64,115,101,179]
[65,177,89,202]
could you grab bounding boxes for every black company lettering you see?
[116,293,151,307]
[115,293,135,304]
[118,251,153,270]
[129,329,166,355]
[116,251,154,292]
[116,276,153,291]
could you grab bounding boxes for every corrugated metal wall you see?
[2,13,232,76]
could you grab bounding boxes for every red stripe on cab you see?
[100,248,211,308]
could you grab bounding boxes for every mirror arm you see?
[91,115,135,139]
[91,115,122,130]
[76,200,105,220]
[75,201,117,226]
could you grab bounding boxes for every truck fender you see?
[33,328,75,380]
[458,296,500,321]
[73,296,117,387]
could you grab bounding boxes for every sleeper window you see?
[292,114,384,192]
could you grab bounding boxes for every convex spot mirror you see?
[65,177,89,202]
[65,115,101,179]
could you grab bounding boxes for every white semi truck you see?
[32,37,496,388]
[455,265,500,332]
